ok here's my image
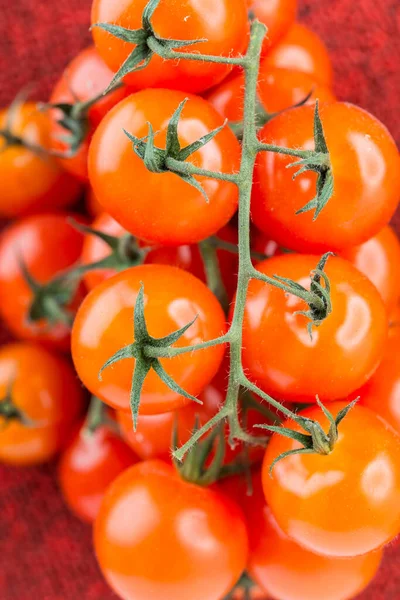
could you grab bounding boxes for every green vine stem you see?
[94,1,350,464]
[198,239,229,313]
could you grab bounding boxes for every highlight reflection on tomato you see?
[88,90,240,246]
[72,264,227,414]
[240,254,387,403]
[263,403,400,557]
[94,460,249,600]
[253,102,400,253]
[221,471,383,600]
[0,343,84,466]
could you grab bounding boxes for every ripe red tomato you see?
[81,212,238,296]
[94,460,248,600]
[263,23,333,86]
[0,102,80,218]
[253,102,400,253]
[0,213,86,351]
[221,471,382,600]
[85,187,103,217]
[49,46,127,180]
[59,423,137,523]
[240,254,387,403]
[262,402,400,557]
[89,90,240,246]
[72,264,227,414]
[355,332,400,435]
[208,66,335,122]
[340,226,400,313]
[0,343,84,466]
[248,0,298,52]
[91,0,249,94]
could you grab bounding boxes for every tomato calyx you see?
[93,0,207,92]
[124,97,230,202]
[0,383,33,429]
[99,284,203,428]
[174,419,226,486]
[224,572,256,600]
[257,398,359,474]
[0,91,46,156]
[42,81,123,158]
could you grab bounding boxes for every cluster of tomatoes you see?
[1,0,400,599]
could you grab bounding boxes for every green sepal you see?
[165,99,187,157]
[268,447,316,476]
[178,120,227,161]
[129,357,152,429]
[151,316,198,347]
[98,344,137,381]
[255,424,312,448]
[133,284,150,342]
[0,382,34,428]
[152,359,201,405]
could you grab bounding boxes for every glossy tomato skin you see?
[263,403,400,557]
[0,343,84,466]
[248,0,298,52]
[340,226,400,313]
[0,102,80,218]
[221,471,382,600]
[94,460,248,600]
[91,0,249,94]
[59,424,137,523]
[72,264,227,414]
[207,66,335,122]
[355,332,400,435]
[88,90,240,246]
[240,255,387,403]
[0,213,86,351]
[253,103,400,253]
[263,23,333,86]
[49,46,126,180]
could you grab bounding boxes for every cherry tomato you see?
[262,402,400,557]
[0,213,86,351]
[117,369,269,464]
[340,226,400,313]
[0,343,84,466]
[253,102,400,253]
[207,65,335,122]
[263,23,333,86]
[49,46,126,181]
[0,102,80,219]
[91,0,249,94]
[389,303,400,336]
[240,254,387,403]
[89,90,240,246]
[85,187,103,217]
[221,471,382,600]
[94,460,248,600]
[59,423,137,523]
[72,264,226,414]
[248,0,298,52]
[355,332,400,435]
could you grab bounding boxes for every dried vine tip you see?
[259,397,358,475]
[93,0,207,93]
[124,99,227,201]
[285,101,333,220]
[98,284,202,429]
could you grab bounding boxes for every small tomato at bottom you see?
[94,460,248,600]
[58,424,138,523]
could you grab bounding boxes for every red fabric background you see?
[1,1,400,599]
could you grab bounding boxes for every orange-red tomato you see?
[49,46,126,180]
[0,102,80,218]
[263,23,333,86]
[248,0,298,52]
[0,213,86,351]
[340,226,400,313]
[91,0,249,94]
[207,66,335,122]
[253,103,400,253]
[59,423,137,523]
[221,471,382,600]
[0,343,84,466]
[355,332,400,435]
[89,90,240,246]
[240,254,387,403]
[262,403,400,557]
[94,460,249,600]
[72,264,227,414]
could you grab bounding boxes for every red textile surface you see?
[1,1,400,599]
